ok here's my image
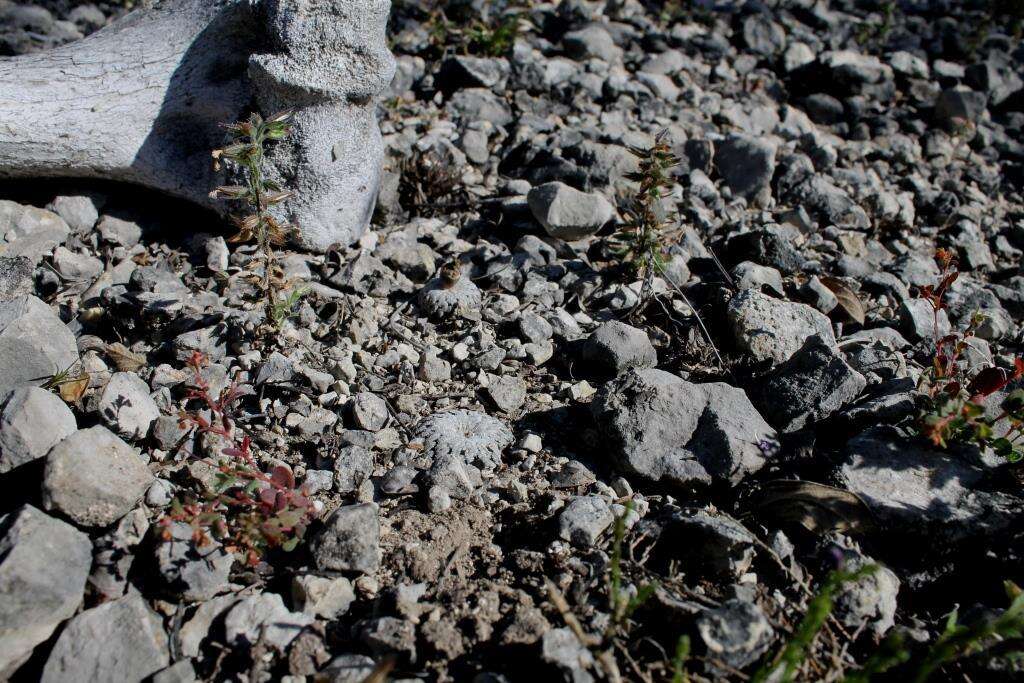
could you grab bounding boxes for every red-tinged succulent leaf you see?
[258,487,277,507]
[270,465,294,489]
[967,367,1009,398]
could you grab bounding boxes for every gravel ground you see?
[3,0,1024,681]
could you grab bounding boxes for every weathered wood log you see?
[0,0,395,251]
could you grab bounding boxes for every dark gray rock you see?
[438,55,510,90]
[592,369,776,487]
[334,445,374,494]
[89,509,148,601]
[0,505,92,679]
[819,50,893,86]
[728,290,837,365]
[46,194,101,234]
[351,392,389,431]
[96,215,142,247]
[733,261,785,296]
[657,510,757,578]
[316,654,378,683]
[151,660,198,683]
[966,56,1022,106]
[357,616,417,660]
[446,88,513,127]
[799,275,839,313]
[222,593,313,651]
[98,371,160,441]
[0,256,33,302]
[0,386,76,473]
[542,627,596,683]
[0,295,78,394]
[255,351,295,385]
[486,374,527,413]
[741,14,786,56]
[175,594,242,658]
[832,543,899,637]
[519,311,553,343]
[713,134,776,204]
[844,339,907,384]
[0,201,70,265]
[292,574,356,619]
[581,321,657,376]
[898,298,950,341]
[837,429,1022,536]
[312,504,381,574]
[155,521,233,602]
[934,87,988,126]
[563,24,622,63]
[726,230,805,274]
[557,495,614,547]
[42,426,154,528]
[696,599,774,671]
[527,182,613,240]
[749,336,867,432]
[40,592,169,683]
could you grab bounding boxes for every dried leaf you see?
[745,479,875,535]
[820,276,866,325]
[359,655,397,683]
[57,374,89,404]
[105,342,147,372]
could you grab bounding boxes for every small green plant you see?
[657,0,713,27]
[908,581,1024,682]
[917,249,1024,460]
[39,359,88,404]
[424,7,455,51]
[842,633,911,683]
[670,635,691,683]
[211,111,294,307]
[753,564,879,683]
[160,351,316,565]
[855,0,897,51]
[605,501,659,638]
[609,132,727,370]
[994,0,1024,39]
[464,13,520,56]
[546,501,659,681]
[613,131,680,278]
[845,581,1024,682]
[267,286,309,331]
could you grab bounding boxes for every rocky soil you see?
[3,0,1024,681]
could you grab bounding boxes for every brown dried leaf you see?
[746,479,875,535]
[820,276,866,325]
[57,374,89,404]
[105,342,147,372]
[358,655,397,683]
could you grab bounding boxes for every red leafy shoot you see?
[917,252,1024,461]
[160,353,316,565]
